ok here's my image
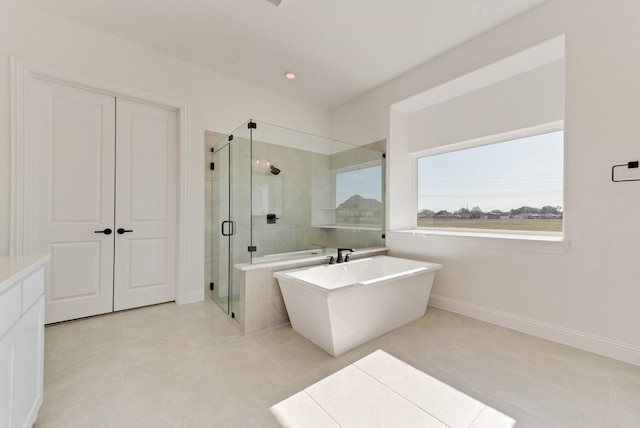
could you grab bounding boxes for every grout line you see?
[603,361,617,426]
[352,362,454,427]
[302,391,343,427]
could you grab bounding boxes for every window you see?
[335,163,383,226]
[417,128,563,233]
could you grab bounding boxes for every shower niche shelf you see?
[312,224,381,231]
[311,207,382,231]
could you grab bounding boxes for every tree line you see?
[418,205,563,219]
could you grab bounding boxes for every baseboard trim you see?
[428,294,640,366]
[183,289,204,305]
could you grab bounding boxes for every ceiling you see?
[18,0,549,109]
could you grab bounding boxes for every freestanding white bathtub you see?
[274,256,442,356]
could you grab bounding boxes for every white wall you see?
[407,60,564,151]
[0,0,329,302]
[330,0,640,364]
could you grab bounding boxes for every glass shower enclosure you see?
[208,120,385,317]
[210,124,252,317]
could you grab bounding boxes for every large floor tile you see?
[481,397,556,428]
[494,364,609,428]
[34,300,639,427]
[609,361,640,415]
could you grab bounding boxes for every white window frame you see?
[404,121,569,253]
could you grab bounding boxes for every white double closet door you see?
[32,79,177,324]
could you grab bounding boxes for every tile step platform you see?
[270,349,516,428]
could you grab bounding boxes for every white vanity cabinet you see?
[0,255,49,428]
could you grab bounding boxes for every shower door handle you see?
[221,221,235,236]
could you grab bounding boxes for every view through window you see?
[335,164,383,226]
[417,129,563,232]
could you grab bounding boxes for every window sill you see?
[312,224,382,232]
[388,228,570,254]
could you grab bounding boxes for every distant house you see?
[434,211,454,218]
[510,213,563,220]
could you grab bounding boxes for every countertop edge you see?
[0,254,50,293]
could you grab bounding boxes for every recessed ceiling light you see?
[284,71,296,80]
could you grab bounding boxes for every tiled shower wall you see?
[250,141,325,257]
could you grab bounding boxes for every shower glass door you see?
[228,123,252,319]
[210,121,252,318]
[211,142,231,312]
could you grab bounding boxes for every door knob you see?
[94,228,112,235]
[117,228,133,234]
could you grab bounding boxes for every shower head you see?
[270,165,281,175]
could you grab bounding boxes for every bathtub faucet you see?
[336,248,354,263]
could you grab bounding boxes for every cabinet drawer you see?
[0,285,21,338]
[22,267,45,313]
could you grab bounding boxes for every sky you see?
[336,165,382,206]
[417,130,563,213]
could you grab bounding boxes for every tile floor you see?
[34,300,640,427]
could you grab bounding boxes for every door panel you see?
[48,242,102,300]
[49,97,105,222]
[129,114,170,221]
[113,99,177,311]
[33,79,116,324]
[127,238,167,289]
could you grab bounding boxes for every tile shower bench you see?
[271,350,516,428]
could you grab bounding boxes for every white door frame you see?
[10,56,189,305]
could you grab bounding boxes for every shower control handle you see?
[117,228,133,234]
[94,228,112,235]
